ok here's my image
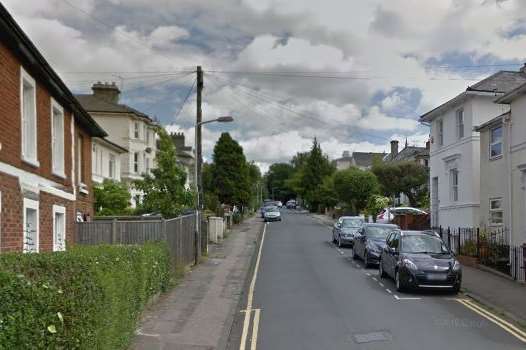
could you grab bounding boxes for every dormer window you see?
[490,126,503,159]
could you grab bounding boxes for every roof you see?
[93,137,128,153]
[475,111,508,132]
[420,69,526,122]
[352,152,384,168]
[75,94,156,124]
[495,81,526,104]
[0,4,106,137]
[384,146,429,162]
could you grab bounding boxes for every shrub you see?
[0,242,170,349]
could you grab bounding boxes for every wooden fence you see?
[75,214,208,267]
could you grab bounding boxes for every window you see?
[134,152,139,173]
[450,168,459,201]
[21,67,38,165]
[77,135,85,184]
[437,119,444,146]
[53,205,66,251]
[456,109,464,139]
[23,198,39,253]
[489,198,503,225]
[134,122,140,139]
[109,154,116,179]
[490,126,503,158]
[51,99,65,176]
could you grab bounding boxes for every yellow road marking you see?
[457,299,526,343]
[240,223,267,350]
[251,308,261,350]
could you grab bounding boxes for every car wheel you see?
[452,284,461,294]
[364,251,369,267]
[379,260,386,278]
[352,247,358,259]
[338,237,342,248]
[332,232,337,244]
[395,270,405,292]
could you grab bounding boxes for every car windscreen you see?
[342,218,363,227]
[401,235,449,254]
[366,226,396,239]
[265,206,278,212]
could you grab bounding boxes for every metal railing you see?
[432,226,525,281]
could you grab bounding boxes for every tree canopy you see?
[265,163,296,202]
[333,167,379,214]
[134,128,193,217]
[94,180,132,216]
[372,160,428,207]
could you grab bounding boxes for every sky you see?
[4,0,526,172]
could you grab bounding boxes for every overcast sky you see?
[4,0,526,172]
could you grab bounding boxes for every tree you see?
[365,194,390,222]
[94,180,132,216]
[134,128,193,218]
[317,174,338,209]
[333,168,379,214]
[301,138,335,211]
[372,161,428,207]
[211,132,251,207]
[265,163,296,201]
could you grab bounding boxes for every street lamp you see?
[194,115,233,262]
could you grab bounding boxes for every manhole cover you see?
[353,331,392,344]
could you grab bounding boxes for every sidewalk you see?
[131,216,263,350]
[312,212,526,326]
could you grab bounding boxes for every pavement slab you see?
[130,216,263,350]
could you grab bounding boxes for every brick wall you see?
[0,40,74,189]
[0,172,23,252]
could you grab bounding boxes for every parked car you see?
[286,200,296,209]
[379,230,462,293]
[260,205,273,218]
[263,206,282,222]
[276,201,283,208]
[332,216,365,247]
[353,223,400,267]
[376,207,428,224]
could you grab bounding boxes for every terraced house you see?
[0,4,106,252]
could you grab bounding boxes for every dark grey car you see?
[353,224,399,267]
[332,216,364,248]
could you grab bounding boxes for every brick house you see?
[0,4,106,252]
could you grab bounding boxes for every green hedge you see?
[0,242,170,349]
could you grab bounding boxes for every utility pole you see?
[195,66,203,265]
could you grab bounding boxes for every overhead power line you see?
[174,78,197,121]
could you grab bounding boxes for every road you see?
[230,210,526,350]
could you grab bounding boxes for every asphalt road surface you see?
[231,210,526,350]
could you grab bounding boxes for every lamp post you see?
[194,116,233,264]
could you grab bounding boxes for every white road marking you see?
[457,299,526,343]
[386,289,392,294]
[379,282,385,287]
[250,309,261,350]
[372,277,378,282]
[393,295,421,300]
[240,224,267,350]
[365,272,371,276]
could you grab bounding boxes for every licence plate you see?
[427,273,447,281]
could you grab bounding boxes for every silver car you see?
[332,216,365,247]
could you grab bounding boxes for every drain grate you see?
[353,331,392,344]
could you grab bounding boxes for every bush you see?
[0,242,170,349]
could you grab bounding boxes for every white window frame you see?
[134,152,139,173]
[437,119,444,146]
[109,153,116,179]
[456,108,464,139]
[450,168,459,202]
[489,198,503,226]
[20,67,39,167]
[51,98,65,177]
[134,122,140,139]
[23,198,39,253]
[52,205,66,252]
[490,125,503,159]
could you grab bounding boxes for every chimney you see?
[521,63,526,74]
[342,150,350,157]
[425,140,430,150]
[390,140,399,156]
[91,82,120,103]
[171,132,185,150]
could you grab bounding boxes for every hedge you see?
[0,242,170,349]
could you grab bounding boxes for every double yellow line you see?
[240,223,267,350]
[457,298,526,343]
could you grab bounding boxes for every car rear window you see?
[342,218,364,227]
[366,226,397,239]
